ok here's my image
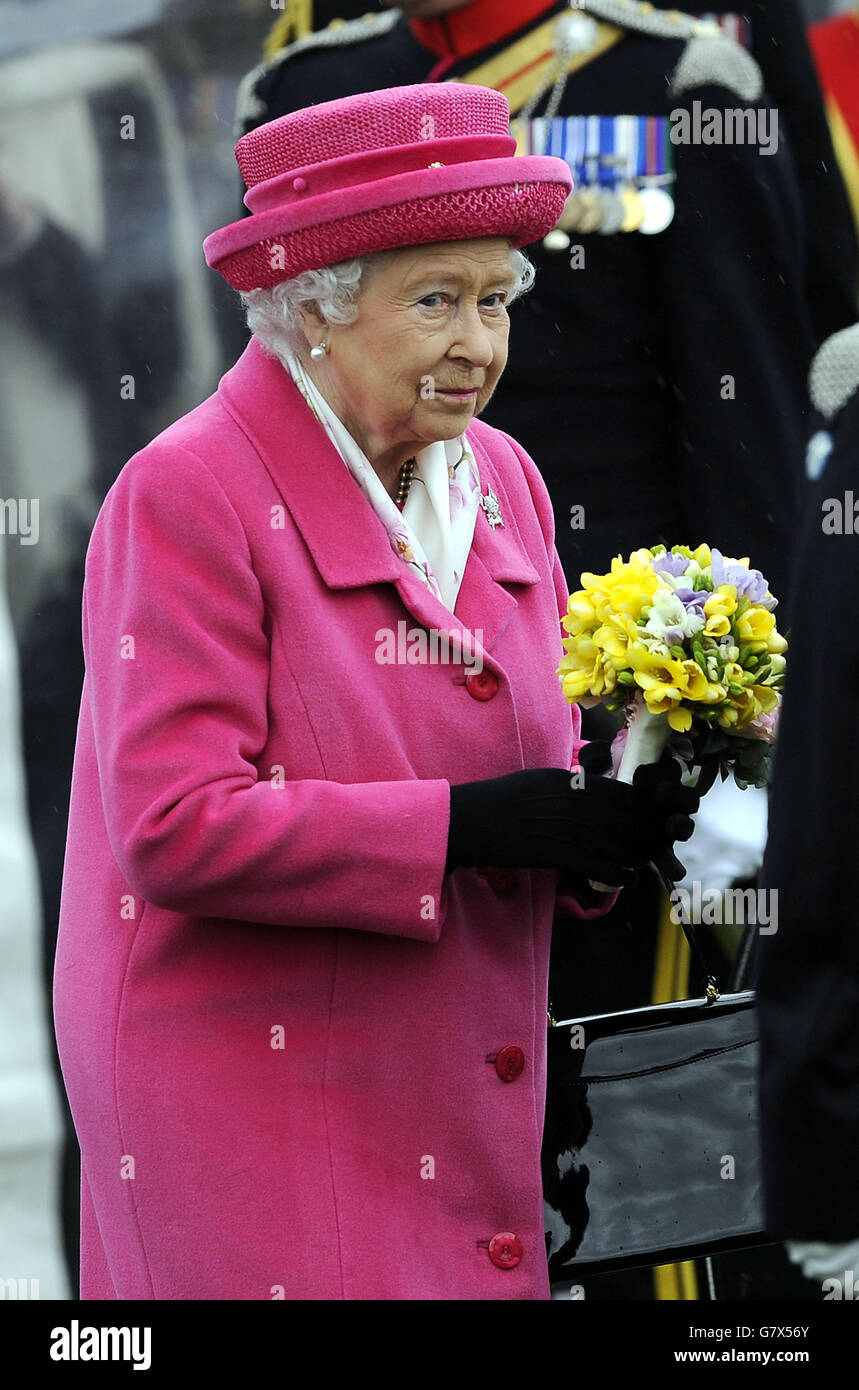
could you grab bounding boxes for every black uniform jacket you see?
[759,328,859,1244]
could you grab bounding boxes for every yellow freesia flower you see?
[717,704,741,728]
[703,585,738,619]
[558,634,617,699]
[627,650,690,716]
[677,661,721,702]
[703,613,731,637]
[735,607,775,643]
[591,622,624,660]
[693,543,712,567]
[629,548,660,568]
[668,706,693,732]
[627,647,688,683]
[729,688,757,724]
[640,687,682,715]
[766,630,788,654]
[751,684,779,714]
[580,555,660,623]
[562,590,597,636]
[593,612,642,664]
[560,669,597,701]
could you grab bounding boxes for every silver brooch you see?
[480,485,504,529]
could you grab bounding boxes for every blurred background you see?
[0,0,855,1303]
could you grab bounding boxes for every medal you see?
[543,228,572,252]
[480,486,504,529]
[593,116,625,236]
[619,185,646,232]
[638,185,674,234]
[611,116,645,232]
[596,189,625,235]
[557,189,585,231]
[636,115,675,235]
[522,114,675,239]
[575,188,603,233]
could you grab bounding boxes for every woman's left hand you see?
[577,740,699,884]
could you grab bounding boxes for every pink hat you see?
[204,83,572,291]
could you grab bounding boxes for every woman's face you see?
[300,238,518,477]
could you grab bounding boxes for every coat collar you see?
[217,338,541,655]
[409,0,560,62]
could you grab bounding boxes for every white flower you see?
[643,590,705,643]
[659,559,705,591]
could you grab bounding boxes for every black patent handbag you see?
[543,870,769,1279]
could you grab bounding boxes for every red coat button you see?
[495,1045,525,1082]
[465,669,498,701]
[482,867,518,896]
[488,1232,523,1269]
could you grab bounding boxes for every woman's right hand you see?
[445,753,699,886]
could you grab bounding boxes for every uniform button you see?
[482,867,518,896]
[465,669,498,701]
[488,1232,523,1269]
[495,1045,525,1082]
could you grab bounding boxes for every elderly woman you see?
[53,83,696,1301]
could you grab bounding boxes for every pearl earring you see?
[310,342,328,360]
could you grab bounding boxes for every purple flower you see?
[652,551,692,579]
[710,549,777,610]
[672,586,708,612]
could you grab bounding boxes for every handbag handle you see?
[548,860,722,1027]
[651,862,720,1004]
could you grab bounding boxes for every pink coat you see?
[54,338,614,1301]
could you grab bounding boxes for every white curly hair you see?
[240,244,536,363]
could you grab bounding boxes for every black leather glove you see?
[446,745,699,886]
[577,739,699,881]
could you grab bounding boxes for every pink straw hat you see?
[204,83,573,291]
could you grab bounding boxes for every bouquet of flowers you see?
[557,544,788,796]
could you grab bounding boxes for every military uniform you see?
[236,0,830,606]
[652,0,858,341]
[759,321,859,1248]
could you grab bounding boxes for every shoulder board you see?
[669,32,762,102]
[582,2,745,45]
[582,2,762,104]
[235,9,400,134]
[809,323,859,421]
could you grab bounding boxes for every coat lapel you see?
[218,339,541,656]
